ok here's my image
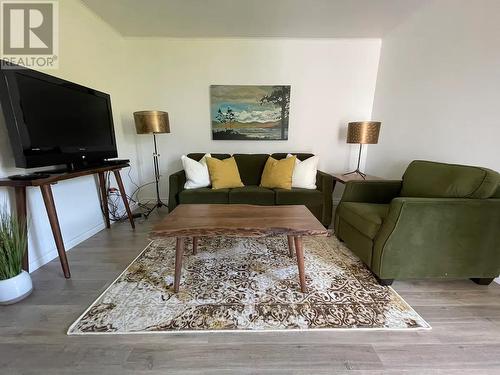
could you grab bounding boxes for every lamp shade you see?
[134,111,170,134]
[346,121,381,144]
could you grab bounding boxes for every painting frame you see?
[210,85,291,141]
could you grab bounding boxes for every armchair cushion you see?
[337,202,390,239]
[401,160,500,199]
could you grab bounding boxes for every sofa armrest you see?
[341,180,402,204]
[316,170,334,227]
[316,170,334,193]
[372,197,500,278]
[168,170,186,212]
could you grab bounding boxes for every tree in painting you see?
[260,86,290,140]
[216,107,237,128]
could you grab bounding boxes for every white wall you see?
[368,0,500,284]
[125,38,381,201]
[368,0,500,179]
[0,0,137,272]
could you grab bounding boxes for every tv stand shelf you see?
[0,163,135,278]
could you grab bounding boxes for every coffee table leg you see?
[294,236,307,293]
[287,235,294,258]
[192,236,198,255]
[174,237,184,293]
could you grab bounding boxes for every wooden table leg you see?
[98,172,111,229]
[113,169,135,229]
[294,236,307,293]
[174,237,184,293]
[40,184,71,279]
[287,235,294,258]
[14,186,28,272]
[192,236,198,255]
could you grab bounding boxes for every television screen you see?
[0,61,117,169]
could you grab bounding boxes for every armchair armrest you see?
[168,170,186,212]
[372,197,500,278]
[341,180,402,204]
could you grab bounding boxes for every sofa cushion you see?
[233,154,269,185]
[260,156,296,189]
[401,160,500,199]
[181,153,211,189]
[229,186,275,205]
[287,154,318,189]
[337,202,389,239]
[179,188,229,204]
[275,188,323,206]
[206,156,244,189]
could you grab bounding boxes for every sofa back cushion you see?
[233,154,269,185]
[271,153,315,161]
[187,153,230,162]
[400,160,500,199]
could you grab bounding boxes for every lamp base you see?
[342,169,367,179]
[142,200,168,219]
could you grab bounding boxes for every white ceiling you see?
[81,0,430,38]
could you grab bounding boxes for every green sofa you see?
[168,153,334,227]
[334,160,500,285]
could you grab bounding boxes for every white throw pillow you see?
[181,153,211,189]
[287,154,319,189]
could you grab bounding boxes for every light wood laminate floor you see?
[2,211,500,374]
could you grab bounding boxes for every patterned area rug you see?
[68,236,430,334]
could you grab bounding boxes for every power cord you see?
[100,166,163,222]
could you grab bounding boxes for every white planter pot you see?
[0,270,33,305]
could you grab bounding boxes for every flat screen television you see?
[0,61,118,170]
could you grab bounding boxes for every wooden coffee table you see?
[151,204,328,293]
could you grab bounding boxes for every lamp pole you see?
[152,132,165,208]
[343,143,366,179]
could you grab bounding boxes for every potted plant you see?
[0,206,32,305]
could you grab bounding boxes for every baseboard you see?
[28,221,106,272]
[28,202,140,273]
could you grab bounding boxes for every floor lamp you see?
[134,110,170,217]
[343,121,381,179]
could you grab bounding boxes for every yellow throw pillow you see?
[206,156,244,189]
[260,156,296,189]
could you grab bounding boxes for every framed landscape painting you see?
[210,85,291,140]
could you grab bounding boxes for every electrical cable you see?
[100,166,162,223]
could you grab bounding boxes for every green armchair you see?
[334,160,500,285]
